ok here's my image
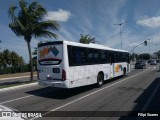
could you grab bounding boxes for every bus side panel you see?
[85,64,110,84]
[69,64,110,88]
[63,42,70,88]
[69,66,87,88]
[114,62,128,77]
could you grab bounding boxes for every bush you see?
[0,67,12,74]
[0,64,30,74]
[21,64,30,72]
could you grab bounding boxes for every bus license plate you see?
[47,77,52,80]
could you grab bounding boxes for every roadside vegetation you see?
[0,49,30,74]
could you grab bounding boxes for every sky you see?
[1,0,160,62]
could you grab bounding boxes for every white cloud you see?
[136,16,160,28]
[44,9,71,22]
[129,43,140,47]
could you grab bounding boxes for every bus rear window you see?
[38,43,63,65]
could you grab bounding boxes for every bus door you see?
[109,53,114,78]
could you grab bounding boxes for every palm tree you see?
[8,0,60,82]
[79,34,95,44]
[32,47,37,56]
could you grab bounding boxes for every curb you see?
[0,82,38,93]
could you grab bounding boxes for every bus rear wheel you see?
[97,74,104,88]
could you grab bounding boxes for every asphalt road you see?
[0,64,160,120]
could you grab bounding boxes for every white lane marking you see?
[41,70,148,117]
[0,104,19,112]
[153,67,156,69]
[0,75,37,81]
[0,95,33,105]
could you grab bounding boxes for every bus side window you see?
[76,48,82,64]
[67,45,72,66]
[87,49,94,64]
[80,48,87,65]
[71,47,87,66]
[100,50,105,63]
[72,47,80,65]
[94,50,99,64]
[128,53,130,63]
[109,52,114,64]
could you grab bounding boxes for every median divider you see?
[0,75,37,81]
[0,82,38,93]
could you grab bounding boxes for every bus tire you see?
[97,73,104,88]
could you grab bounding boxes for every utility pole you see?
[131,42,144,63]
[114,21,127,50]
[148,39,151,60]
[156,44,158,59]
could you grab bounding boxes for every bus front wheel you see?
[97,74,104,88]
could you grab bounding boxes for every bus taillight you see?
[62,69,66,81]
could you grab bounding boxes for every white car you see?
[150,60,157,65]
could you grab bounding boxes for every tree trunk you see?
[27,41,33,82]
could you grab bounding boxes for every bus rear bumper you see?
[38,80,69,88]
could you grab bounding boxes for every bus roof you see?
[38,40,129,53]
[64,40,129,53]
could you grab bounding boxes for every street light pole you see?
[114,21,127,50]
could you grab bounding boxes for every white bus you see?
[37,40,130,88]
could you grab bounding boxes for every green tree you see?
[3,49,11,67]
[17,56,24,72]
[32,47,37,56]
[139,53,150,60]
[155,50,160,60]
[79,34,95,44]
[8,0,60,82]
[0,52,4,68]
[10,51,19,73]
